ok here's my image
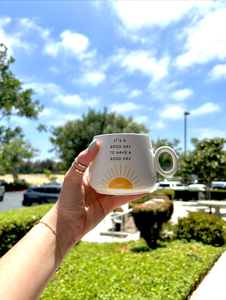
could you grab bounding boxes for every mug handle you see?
[154,146,178,177]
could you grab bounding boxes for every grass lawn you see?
[41,239,225,300]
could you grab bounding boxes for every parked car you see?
[212,181,226,190]
[0,182,5,201]
[149,181,186,193]
[0,179,10,187]
[186,184,206,191]
[156,181,186,190]
[22,185,61,206]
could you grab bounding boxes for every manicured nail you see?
[88,139,97,151]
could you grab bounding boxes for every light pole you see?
[184,111,190,155]
[184,111,190,184]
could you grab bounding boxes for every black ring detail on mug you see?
[71,163,86,174]
[74,159,89,169]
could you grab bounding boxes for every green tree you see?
[179,137,226,199]
[50,108,149,168]
[0,139,39,181]
[0,43,45,146]
[0,43,45,178]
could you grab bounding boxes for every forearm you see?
[0,204,75,300]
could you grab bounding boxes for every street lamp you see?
[184,112,190,185]
[184,111,190,155]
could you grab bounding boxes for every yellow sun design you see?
[100,164,142,189]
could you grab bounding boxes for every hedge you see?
[173,190,226,201]
[4,181,31,192]
[130,191,172,207]
[0,204,53,257]
[41,240,225,300]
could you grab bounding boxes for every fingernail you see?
[88,139,97,151]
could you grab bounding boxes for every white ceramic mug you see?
[89,133,178,195]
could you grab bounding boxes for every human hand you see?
[52,139,146,253]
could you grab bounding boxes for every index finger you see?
[67,139,99,181]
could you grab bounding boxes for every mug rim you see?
[94,133,150,138]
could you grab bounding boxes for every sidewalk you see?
[82,201,226,300]
[190,251,226,300]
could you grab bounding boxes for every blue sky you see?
[1,1,226,161]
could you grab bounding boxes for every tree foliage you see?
[0,43,45,147]
[18,159,59,174]
[0,139,39,181]
[0,43,45,179]
[50,108,149,168]
[0,43,43,123]
[179,137,226,198]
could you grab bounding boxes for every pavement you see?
[81,201,226,300]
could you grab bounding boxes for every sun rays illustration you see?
[100,164,142,189]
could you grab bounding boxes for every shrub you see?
[4,180,31,192]
[156,189,175,200]
[0,204,53,257]
[132,200,173,248]
[130,191,171,207]
[174,212,226,246]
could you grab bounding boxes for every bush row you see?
[4,181,31,191]
[150,189,226,201]
[0,204,53,257]
[175,190,226,201]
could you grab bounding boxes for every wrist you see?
[41,204,76,258]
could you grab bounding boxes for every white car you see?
[186,184,206,191]
[212,181,226,190]
[149,181,186,193]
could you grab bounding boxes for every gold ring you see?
[71,163,86,174]
[74,159,89,169]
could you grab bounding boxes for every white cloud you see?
[110,102,144,113]
[78,72,106,86]
[53,94,83,106]
[170,89,194,101]
[0,17,33,54]
[111,82,128,94]
[113,1,213,29]
[49,66,59,73]
[85,97,99,106]
[207,64,226,81]
[152,120,166,129]
[53,93,99,107]
[190,102,220,117]
[121,51,169,81]
[148,80,180,101]
[128,89,143,98]
[23,82,63,96]
[159,105,185,121]
[133,115,148,124]
[18,18,51,40]
[44,30,89,58]
[176,8,226,68]
[158,101,220,122]
[24,80,99,107]
[40,107,80,126]
[40,107,59,116]
[195,128,225,140]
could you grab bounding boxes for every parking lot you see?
[0,191,25,211]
